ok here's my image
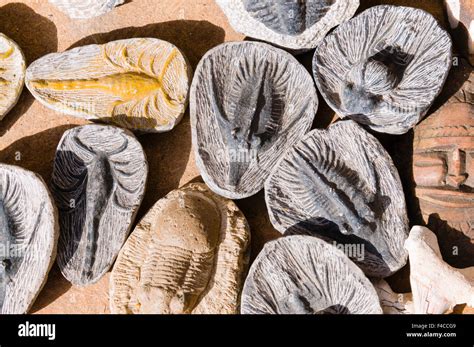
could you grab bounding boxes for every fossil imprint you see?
[49,0,125,19]
[110,183,250,314]
[313,5,452,134]
[51,125,147,286]
[0,164,58,314]
[0,34,25,121]
[265,120,409,278]
[191,41,318,199]
[241,236,383,314]
[26,38,191,133]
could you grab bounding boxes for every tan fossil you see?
[26,38,191,133]
[405,226,474,314]
[0,34,25,121]
[110,183,250,314]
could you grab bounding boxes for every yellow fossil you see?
[0,45,13,60]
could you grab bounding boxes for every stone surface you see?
[191,41,317,199]
[49,0,125,19]
[405,226,474,314]
[371,279,412,314]
[313,5,452,134]
[217,0,359,51]
[110,183,250,314]
[413,67,473,268]
[51,124,147,286]
[26,38,192,133]
[265,120,409,278]
[0,33,25,121]
[0,164,58,314]
[444,0,473,65]
[241,235,383,314]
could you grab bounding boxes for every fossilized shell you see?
[216,0,359,51]
[445,0,473,65]
[313,5,452,134]
[371,279,413,314]
[0,164,58,314]
[405,226,474,314]
[190,41,318,199]
[51,124,147,286]
[49,0,125,19]
[241,236,382,314]
[110,183,250,314]
[26,38,191,133]
[0,34,25,120]
[265,120,409,278]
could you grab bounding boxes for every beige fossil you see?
[110,183,250,314]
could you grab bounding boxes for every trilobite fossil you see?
[265,120,409,278]
[0,164,58,314]
[241,236,383,314]
[49,0,125,19]
[110,183,250,314]
[51,124,147,286]
[313,5,452,134]
[190,41,318,199]
[216,0,359,51]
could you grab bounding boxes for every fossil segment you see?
[265,120,409,278]
[26,38,191,133]
[110,183,250,314]
[0,34,25,120]
[190,41,318,199]
[51,124,147,286]
[371,279,412,314]
[405,226,474,314]
[0,164,58,314]
[49,0,125,19]
[216,0,359,51]
[313,5,452,134]
[241,236,382,314]
[445,0,473,65]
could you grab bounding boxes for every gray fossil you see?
[190,41,318,199]
[51,124,147,286]
[313,5,452,134]
[216,0,359,51]
[0,164,58,314]
[265,120,409,278]
[241,235,383,314]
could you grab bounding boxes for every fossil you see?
[49,0,125,19]
[0,34,25,121]
[0,164,58,314]
[26,38,191,133]
[405,226,474,314]
[190,41,318,199]
[313,5,452,134]
[265,120,409,278]
[371,279,413,314]
[110,183,250,314]
[241,236,383,314]
[216,0,359,52]
[51,124,147,286]
[445,0,473,65]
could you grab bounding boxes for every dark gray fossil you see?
[51,124,147,286]
[265,120,409,278]
[241,235,383,314]
[0,164,58,314]
[313,5,452,134]
[217,0,359,51]
[190,41,318,199]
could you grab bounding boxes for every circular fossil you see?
[241,235,383,314]
[49,0,125,19]
[26,38,192,133]
[0,33,25,121]
[51,124,148,286]
[216,0,359,51]
[0,164,58,314]
[190,41,318,199]
[313,5,453,134]
[110,183,250,314]
[265,120,409,278]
